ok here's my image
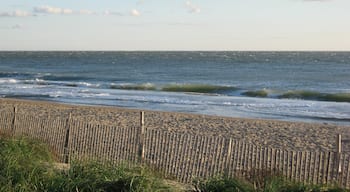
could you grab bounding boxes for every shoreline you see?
[1,98,350,152]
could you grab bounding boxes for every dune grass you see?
[0,135,175,192]
[194,175,347,192]
[1,134,349,192]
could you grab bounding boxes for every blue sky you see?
[0,0,349,51]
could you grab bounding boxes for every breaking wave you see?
[279,91,350,103]
[110,83,157,91]
[109,83,237,94]
[241,89,350,103]
[161,84,237,94]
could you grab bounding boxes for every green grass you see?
[1,134,349,192]
[194,175,348,192]
[0,135,177,192]
[0,135,54,192]
[44,161,172,192]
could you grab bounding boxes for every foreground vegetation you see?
[0,134,348,192]
[0,135,175,192]
[195,176,347,192]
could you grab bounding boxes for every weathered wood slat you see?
[207,136,215,178]
[179,133,188,183]
[134,126,140,162]
[174,133,181,177]
[305,151,310,184]
[295,151,300,182]
[167,132,175,177]
[169,132,177,177]
[162,131,169,175]
[345,156,350,188]
[112,126,121,164]
[155,130,162,169]
[233,141,240,177]
[171,133,178,177]
[230,140,238,177]
[182,134,192,183]
[262,147,266,178]
[341,154,348,187]
[217,137,225,175]
[198,135,207,178]
[243,143,249,176]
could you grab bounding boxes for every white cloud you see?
[130,9,140,16]
[185,1,201,14]
[104,10,123,16]
[62,9,73,14]
[1,6,141,18]
[33,6,73,15]
[0,10,32,17]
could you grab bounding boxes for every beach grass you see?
[194,175,347,192]
[1,134,348,192]
[0,135,176,192]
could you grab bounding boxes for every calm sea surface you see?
[0,51,349,125]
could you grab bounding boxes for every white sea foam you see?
[78,82,100,87]
[0,78,18,84]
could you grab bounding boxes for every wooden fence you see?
[1,106,350,188]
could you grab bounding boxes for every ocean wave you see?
[242,90,269,97]
[161,84,237,94]
[2,94,53,99]
[43,75,90,82]
[321,93,350,103]
[24,78,50,85]
[0,78,18,84]
[110,83,157,91]
[109,83,236,94]
[240,89,350,103]
[63,82,101,88]
[278,91,350,103]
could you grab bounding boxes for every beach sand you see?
[1,98,349,152]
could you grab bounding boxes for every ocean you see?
[0,51,349,125]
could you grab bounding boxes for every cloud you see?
[130,9,140,16]
[33,6,98,16]
[1,6,139,18]
[104,10,123,16]
[0,10,32,17]
[185,1,201,13]
[33,5,73,15]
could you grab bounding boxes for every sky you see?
[0,0,349,51]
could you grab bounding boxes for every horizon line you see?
[1,49,350,52]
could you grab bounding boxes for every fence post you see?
[139,111,145,163]
[225,138,233,176]
[63,113,72,164]
[337,134,342,176]
[334,134,342,183]
[11,106,17,135]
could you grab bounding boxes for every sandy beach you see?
[1,98,349,152]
